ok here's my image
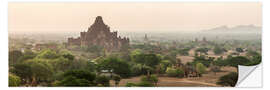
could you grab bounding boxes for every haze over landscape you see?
[9,2,261,34]
[8,2,262,87]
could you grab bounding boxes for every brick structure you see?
[68,16,129,51]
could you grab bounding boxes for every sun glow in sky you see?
[8,2,262,33]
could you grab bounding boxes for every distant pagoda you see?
[68,16,129,51]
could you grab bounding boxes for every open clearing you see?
[110,66,236,87]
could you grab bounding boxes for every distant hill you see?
[202,25,261,34]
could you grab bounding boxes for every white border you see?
[1,0,269,90]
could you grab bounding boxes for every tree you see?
[19,50,36,62]
[61,52,75,61]
[36,49,59,59]
[132,53,161,68]
[56,76,91,86]
[226,56,250,68]
[196,63,207,76]
[9,50,23,65]
[245,52,261,66]
[166,67,184,78]
[9,74,21,87]
[213,46,224,55]
[57,69,96,86]
[51,57,71,72]
[160,60,173,74]
[136,81,154,87]
[10,63,32,84]
[97,57,131,78]
[178,48,190,56]
[192,55,213,67]
[112,75,121,86]
[141,75,158,86]
[95,75,110,86]
[24,59,54,85]
[86,60,97,72]
[217,72,238,87]
[195,48,209,55]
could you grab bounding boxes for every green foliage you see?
[213,46,225,55]
[61,53,75,61]
[19,50,36,62]
[166,67,184,78]
[217,72,238,87]
[213,57,227,66]
[97,57,131,78]
[95,75,110,87]
[57,69,96,86]
[136,81,154,87]
[9,50,23,65]
[195,48,209,55]
[177,48,190,56]
[125,81,153,87]
[131,64,154,76]
[68,58,88,70]
[192,55,214,67]
[37,49,59,59]
[246,50,259,56]
[10,63,32,83]
[11,59,54,85]
[160,60,173,74]
[9,74,21,87]
[86,60,97,72]
[130,49,143,59]
[112,75,121,86]
[51,57,72,72]
[196,63,207,75]
[132,53,161,68]
[141,75,158,85]
[25,59,54,82]
[125,82,137,87]
[245,52,261,66]
[226,56,250,67]
[56,76,91,86]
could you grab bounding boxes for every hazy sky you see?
[8,2,262,33]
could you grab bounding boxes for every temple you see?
[68,16,129,51]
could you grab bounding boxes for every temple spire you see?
[94,16,104,25]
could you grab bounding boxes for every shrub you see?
[217,72,238,87]
[141,75,158,85]
[57,70,96,86]
[166,67,184,78]
[196,63,207,75]
[213,46,224,55]
[136,81,154,87]
[95,75,110,87]
[112,75,121,86]
[9,74,21,87]
[57,76,91,86]
[125,82,137,87]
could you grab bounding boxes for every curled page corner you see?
[235,64,262,87]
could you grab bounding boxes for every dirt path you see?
[177,78,218,86]
[112,76,218,87]
[156,77,218,87]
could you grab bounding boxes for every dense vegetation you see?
[9,37,261,87]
